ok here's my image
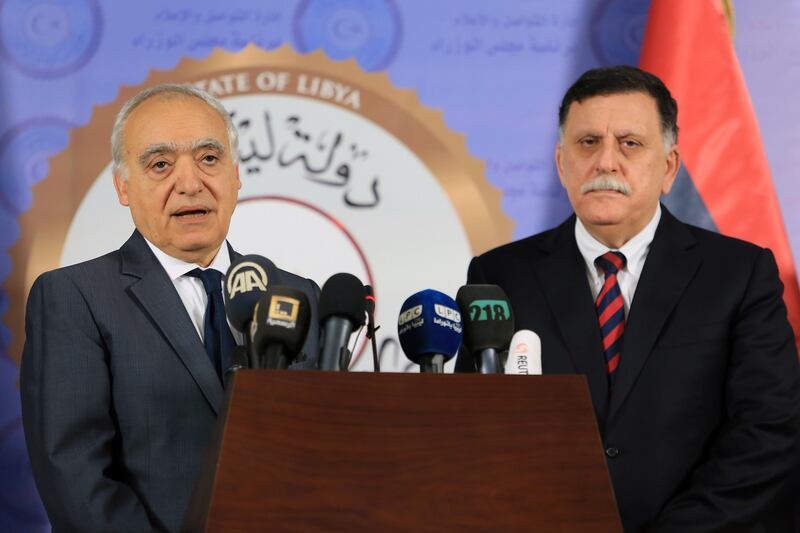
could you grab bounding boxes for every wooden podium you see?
[184,371,621,532]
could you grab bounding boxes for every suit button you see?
[605,447,620,458]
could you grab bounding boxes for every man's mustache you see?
[580,175,631,195]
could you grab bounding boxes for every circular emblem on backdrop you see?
[0,0,102,78]
[293,0,402,71]
[5,45,512,372]
[590,0,648,66]
[0,119,71,214]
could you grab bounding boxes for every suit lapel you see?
[120,231,224,414]
[608,208,700,418]
[534,217,610,420]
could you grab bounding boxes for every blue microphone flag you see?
[397,289,463,365]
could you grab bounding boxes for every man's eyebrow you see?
[570,128,647,139]
[191,138,226,154]
[136,139,226,167]
[137,142,178,167]
[570,129,601,139]
[615,129,646,138]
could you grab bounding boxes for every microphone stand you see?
[365,286,380,372]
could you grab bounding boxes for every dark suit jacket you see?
[20,230,321,532]
[456,207,800,532]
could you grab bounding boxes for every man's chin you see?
[582,219,625,230]
[166,233,225,263]
[576,204,626,226]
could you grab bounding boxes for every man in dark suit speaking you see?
[20,84,320,532]
[456,66,800,531]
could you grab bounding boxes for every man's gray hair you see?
[110,83,239,178]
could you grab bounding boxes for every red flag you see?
[640,0,800,351]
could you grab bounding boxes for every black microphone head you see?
[456,284,515,353]
[364,284,376,314]
[319,273,367,326]
[251,286,311,359]
[224,255,277,332]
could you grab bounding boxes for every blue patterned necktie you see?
[594,252,627,389]
[186,268,236,383]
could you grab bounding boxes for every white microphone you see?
[504,330,542,375]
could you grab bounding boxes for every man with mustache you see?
[20,84,321,532]
[456,66,799,532]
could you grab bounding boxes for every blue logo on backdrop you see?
[590,0,648,66]
[0,118,70,359]
[0,0,102,78]
[292,0,403,71]
[0,119,71,213]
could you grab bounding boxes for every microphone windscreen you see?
[505,330,542,375]
[456,284,515,353]
[251,286,311,357]
[224,254,278,332]
[364,284,376,314]
[319,273,366,326]
[397,289,463,365]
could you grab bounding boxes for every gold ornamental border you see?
[5,44,514,363]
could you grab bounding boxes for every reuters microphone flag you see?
[640,0,800,352]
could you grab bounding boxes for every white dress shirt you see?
[144,238,242,344]
[574,204,661,317]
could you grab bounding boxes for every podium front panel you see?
[188,371,621,532]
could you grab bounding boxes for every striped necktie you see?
[594,252,627,388]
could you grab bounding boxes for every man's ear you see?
[555,142,567,188]
[660,145,681,195]
[113,172,130,206]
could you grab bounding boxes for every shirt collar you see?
[144,238,232,281]
[574,204,661,277]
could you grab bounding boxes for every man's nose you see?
[595,139,620,174]
[174,157,203,194]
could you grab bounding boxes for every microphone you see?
[397,289,463,373]
[505,330,542,375]
[318,273,367,371]
[250,286,311,369]
[224,255,278,367]
[456,284,515,374]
